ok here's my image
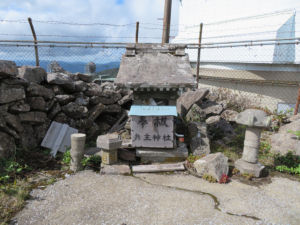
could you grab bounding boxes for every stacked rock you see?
[0,60,132,158]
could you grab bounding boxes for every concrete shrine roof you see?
[114,44,197,90]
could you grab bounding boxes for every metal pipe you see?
[0,43,127,48]
[188,41,299,49]
[27,17,39,66]
[294,84,300,115]
[196,23,203,87]
[135,21,139,44]
[162,0,172,44]
[190,37,300,46]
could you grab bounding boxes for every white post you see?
[70,133,86,173]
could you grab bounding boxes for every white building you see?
[173,0,300,111]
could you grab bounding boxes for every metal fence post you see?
[27,17,39,66]
[135,21,139,44]
[294,84,300,115]
[196,23,203,88]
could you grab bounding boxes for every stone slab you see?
[41,121,78,156]
[136,145,188,163]
[234,158,265,177]
[132,163,185,173]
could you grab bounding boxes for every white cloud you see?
[0,0,180,43]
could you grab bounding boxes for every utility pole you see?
[162,0,172,44]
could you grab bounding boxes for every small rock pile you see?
[0,60,132,158]
[177,88,239,156]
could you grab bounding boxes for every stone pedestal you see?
[234,159,265,177]
[97,134,122,166]
[70,133,86,173]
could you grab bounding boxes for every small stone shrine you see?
[129,105,188,163]
[114,44,197,106]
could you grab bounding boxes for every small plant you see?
[232,168,239,175]
[81,155,102,167]
[242,172,255,180]
[187,154,203,164]
[219,174,229,184]
[202,174,217,183]
[287,130,300,140]
[260,142,271,154]
[62,150,71,165]
[276,165,300,176]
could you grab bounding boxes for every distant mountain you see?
[14,59,121,74]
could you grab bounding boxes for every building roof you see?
[114,44,197,90]
[128,105,177,116]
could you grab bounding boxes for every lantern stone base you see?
[234,159,265,177]
[136,145,188,163]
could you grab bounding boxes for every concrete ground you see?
[12,170,300,225]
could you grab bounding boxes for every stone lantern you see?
[97,134,122,166]
[234,109,271,177]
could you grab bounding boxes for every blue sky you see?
[0,0,180,43]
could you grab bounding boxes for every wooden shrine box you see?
[128,105,177,148]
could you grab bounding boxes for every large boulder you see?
[33,120,51,144]
[77,73,92,82]
[61,102,88,119]
[185,104,206,122]
[55,95,75,106]
[0,117,20,139]
[19,124,37,149]
[190,137,210,156]
[47,73,75,90]
[98,115,118,126]
[103,104,121,114]
[221,110,238,122]
[4,114,24,133]
[26,97,47,111]
[8,100,30,114]
[85,83,110,98]
[0,84,25,104]
[74,81,87,92]
[0,60,18,78]
[1,76,29,87]
[205,115,221,126]
[74,94,90,107]
[26,83,55,100]
[278,120,300,134]
[199,100,224,115]
[177,88,210,118]
[194,152,229,181]
[117,95,132,106]
[90,96,110,105]
[214,119,237,143]
[52,112,70,125]
[270,133,300,155]
[86,103,105,127]
[188,122,207,138]
[47,102,61,119]
[109,92,122,104]
[19,111,48,125]
[0,131,16,158]
[18,66,47,84]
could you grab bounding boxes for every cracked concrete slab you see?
[134,173,300,225]
[13,171,265,225]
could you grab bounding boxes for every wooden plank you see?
[108,114,127,133]
[132,163,185,173]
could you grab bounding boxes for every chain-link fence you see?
[0,41,299,114]
[188,42,300,114]
[0,44,126,82]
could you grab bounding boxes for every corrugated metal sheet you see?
[128,105,177,116]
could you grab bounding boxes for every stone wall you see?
[0,60,132,158]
